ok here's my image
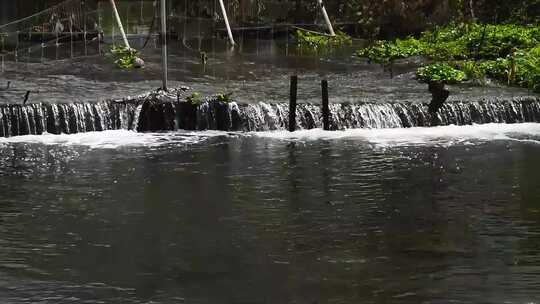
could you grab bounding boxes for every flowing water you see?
[1,95,540,136]
[0,39,536,105]
[1,126,540,304]
[2,35,540,303]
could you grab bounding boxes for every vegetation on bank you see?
[357,23,540,92]
[110,46,143,69]
[295,29,352,55]
[416,63,466,84]
[186,92,202,105]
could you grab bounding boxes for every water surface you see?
[1,125,540,303]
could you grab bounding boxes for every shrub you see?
[186,92,202,105]
[357,38,426,64]
[515,47,540,92]
[358,23,540,62]
[110,46,140,69]
[457,60,487,82]
[215,93,233,103]
[359,23,540,91]
[416,63,466,84]
[479,58,510,81]
[464,24,540,59]
[296,29,352,54]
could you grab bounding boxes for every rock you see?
[133,57,145,69]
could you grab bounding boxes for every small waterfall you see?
[222,97,540,131]
[1,96,539,137]
[0,101,140,137]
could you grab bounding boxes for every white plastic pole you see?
[160,0,168,90]
[109,0,131,48]
[317,0,335,36]
[218,0,235,46]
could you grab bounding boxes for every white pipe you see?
[218,0,235,46]
[109,0,131,48]
[317,0,335,36]
[160,0,168,90]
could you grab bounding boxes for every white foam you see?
[253,123,540,147]
[1,124,540,149]
[0,130,230,149]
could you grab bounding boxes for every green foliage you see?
[357,38,426,64]
[464,24,540,59]
[359,23,540,91]
[515,47,540,92]
[186,92,202,105]
[358,23,540,62]
[478,58,509,80]
[296,29,352,54]
[110,46,140,69]
[416,63,466,84]
[215,93,233,103]
[471,49,540,92]
[457,60,486,82]
[423,40,468,61]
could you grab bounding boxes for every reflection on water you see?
[1,127,540,303]
[1,38,536,106]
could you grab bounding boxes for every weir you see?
[0,88,539,137]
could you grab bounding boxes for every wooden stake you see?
[321,79,330,130]
[160,0,168,91]
[289,75,298,132]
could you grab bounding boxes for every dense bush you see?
[357,38,425,64]
[416,63,466,84]
[357,23,540,91]
[515,47,540,92]
[359,23,540,62]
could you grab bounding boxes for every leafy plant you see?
[186,92,202,105]
[478,58,509,80]
[358,23,540,62]
[357,38,426,64]
[110,46,140,69]
[359,23,540,91]
[467,24,540,59]
[457,60,486,82]
[515,46,540,92]
[215,93,233,103]
[416,63,466,84]
[296,29,352,54]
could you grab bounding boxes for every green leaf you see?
[416,63,466,84]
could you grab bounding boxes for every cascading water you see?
[0,95,539,137]
[193,97,540,131]
[0,101,140,137]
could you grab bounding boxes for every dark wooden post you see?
[160,0,169,91]
[321,79,330,130]
[289,75,298,132]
